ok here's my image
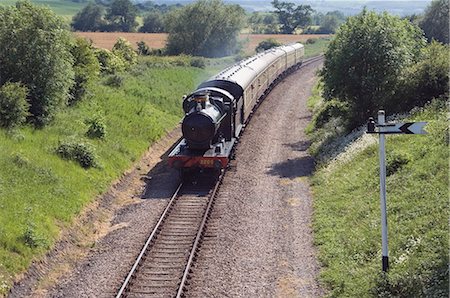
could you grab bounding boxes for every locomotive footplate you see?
[168,138,236,169]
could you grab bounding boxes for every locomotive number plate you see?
[200,159,213,166]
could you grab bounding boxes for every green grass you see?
[309,99,449,297]
[0,0,84,21]
[304,37,331,58]
[0,56,230,294]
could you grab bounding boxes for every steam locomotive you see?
[168,43,304,177]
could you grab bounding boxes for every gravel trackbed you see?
[8,59,324,298]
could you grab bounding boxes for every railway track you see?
[115,54,324,298]
[116,172,222,298]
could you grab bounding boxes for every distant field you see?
[0,0,84,20]
[75,32,331,54]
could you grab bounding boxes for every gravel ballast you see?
[8,59,324,297]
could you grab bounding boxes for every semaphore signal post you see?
[367,110,427,272]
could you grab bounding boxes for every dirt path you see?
[187,60,324,297]
[8,60,324,297]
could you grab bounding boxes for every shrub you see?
[68,37,100,105]
[305,38,316,44]
[112,37,138,68]
[190,57,206,68]
[0,1,74,126]
[95,48,125,74]
[0,82,29,128]
[312,99,349,129]
[255,38,282,52]
[401,41,449,109]
[321,10,426,130]
[85,116,106,139]
[136,41,150,55]
[104,74,124,87]
[56,140,98,168]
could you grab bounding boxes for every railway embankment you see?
[307,83,448,296]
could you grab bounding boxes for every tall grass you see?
[0,56,230,294]
[309,94,448,296]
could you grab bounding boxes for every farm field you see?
[0,0,84,20]
[75,32,331,54]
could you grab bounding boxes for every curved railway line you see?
[116,55,324,298]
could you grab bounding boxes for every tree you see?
[69,37,100,105]
[105,0,138,32]
[165,0,245,57]
[255,38,281,52]
[271,0,313,34]
[420,0,449,44]
[0,82,29,128]
[139,11,165,33]
[320,10,426,129]
[0,1,74,126]
[71,3,105,31]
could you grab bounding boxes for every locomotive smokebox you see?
[181,93,225,149]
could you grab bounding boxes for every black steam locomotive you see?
[168,43,304,176]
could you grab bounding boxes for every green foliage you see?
[0,1,74,126]
[95,48,126,74]
[71,2,105,31]
[105,0,138,32]
[136,41,151,56]
[255,38,282,53]
[248,12,279,34]
[0,82,29,128]
[321,10,426,129]
[56,140,98,168]
[312,99,349,129]
[104,74,125,87]
[402,41,449,108]
[85,116,106,139]
[190,57,206,69]
[139,11,165,33]
[311,100,449,297]
[419,0,449,44]
[165,0,245,57]
[0,57,232,294]
[69,37,100,105]
[112,37,138,68]
[271,0,314,34]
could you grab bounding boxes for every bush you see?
[0,1,74,126]
[0,82,29,128]
[112,37,137,68]
[401,41,449,109]
[312,99,349,129]
[85,116,106,139]
[95,48,125,74]
[136,41,150,56]
[320,10,426,130]
[190,57,206,68]
[69,37,100,105]
[255,38,282,52]
[305,38,316,44]
[104,74,124,87]
[56,140,98,168]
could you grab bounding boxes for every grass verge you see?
[307,83,448,297]
[0,55,230,295]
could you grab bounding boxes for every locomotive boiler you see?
[168,43,304,176]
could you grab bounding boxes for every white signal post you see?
[367,110,427,273]
[378,111,389,272]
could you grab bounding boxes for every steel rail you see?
[116,182,183,298]
[176,172,223,298]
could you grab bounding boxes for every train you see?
[168,43,305,177]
